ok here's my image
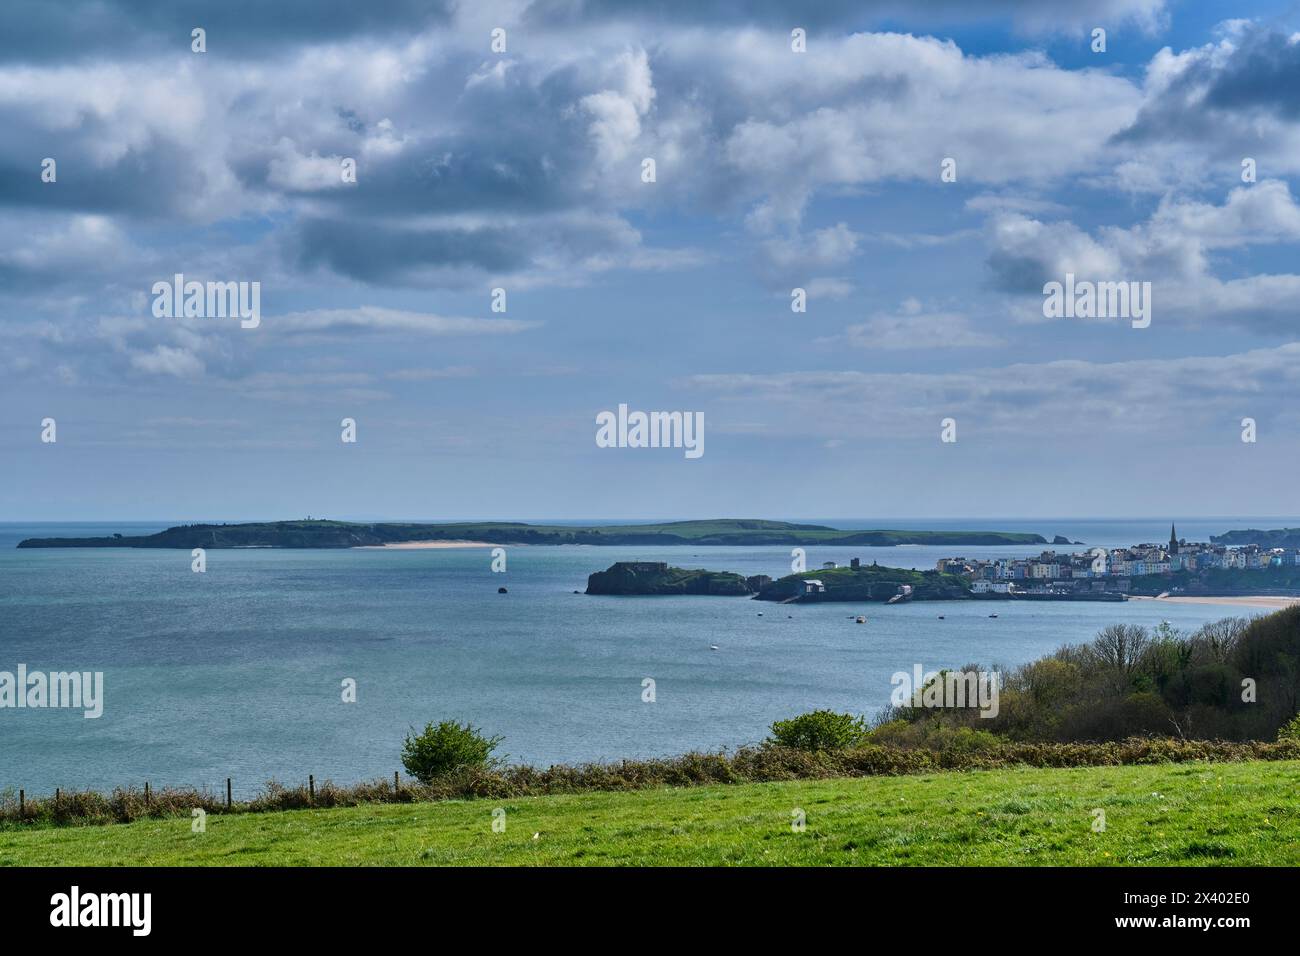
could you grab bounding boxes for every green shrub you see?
[401,720,504,783]
[1277,713,1300,742]
[768,710,867,751]
[867,720,1004,753]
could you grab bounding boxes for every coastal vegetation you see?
[887,605,1300,742]
[3,737,1296,829]
[15,518,1048,549]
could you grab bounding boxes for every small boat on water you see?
[988,613,999,618]
[855,615,866,624]
[937,615,945,620]
[709,644,719,651]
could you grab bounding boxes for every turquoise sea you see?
[1,517,1294,795]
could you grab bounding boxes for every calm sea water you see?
[1,517,1293,795]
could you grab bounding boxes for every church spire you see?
[1169,523,1178,555]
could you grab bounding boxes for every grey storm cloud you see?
[0,141,215,219]
[1203,31,1300,116]
[1115,25,1300,146]
[238,79,600,218]
[290,211,655,285]
[292,218,533,283]
[0,0,454,63]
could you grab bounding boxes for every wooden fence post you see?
[18,789,23,815]
[226,778,232,811]
[144,781,150,808]
[394,770,399,795]
[308,775,315,804]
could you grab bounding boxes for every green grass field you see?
[2,760,1297,866]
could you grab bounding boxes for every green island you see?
[585,562,751,595]
[15,518,1048,549]
[3,761,1297,866]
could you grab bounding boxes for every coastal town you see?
[936,525,1300,597]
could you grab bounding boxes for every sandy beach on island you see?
[1129,594,1300,610]
[356,540,501,550]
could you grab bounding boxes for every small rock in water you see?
[498,587,508,594]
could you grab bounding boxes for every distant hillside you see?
[17,519,1048,549]
[1212,527,1300,548]
[1126,566,1300,596]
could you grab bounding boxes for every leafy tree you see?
[401,720,503,783]
[769,710,867,751]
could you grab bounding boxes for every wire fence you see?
[1,770,412,823]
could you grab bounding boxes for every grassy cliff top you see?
[3,761,1296,865]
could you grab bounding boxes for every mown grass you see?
[2,760,1296,866]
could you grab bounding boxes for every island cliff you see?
[585,562,752,596]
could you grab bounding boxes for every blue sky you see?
[3,0,1300,521]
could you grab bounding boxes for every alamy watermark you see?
[50,886,150,936]
[890,664,999,718]
[1042,273,1151,328]
[0,665,103,718]
[595,404,704,459]
[152,273,260,329]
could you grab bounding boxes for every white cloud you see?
[129,344,205,378]
[984,179,1300,330]
[272,306,540,335]
[578,48,656,166]
[689,342,1300,439]
[832,301,1006,350]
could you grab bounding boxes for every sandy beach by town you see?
[1128,594,1300,610]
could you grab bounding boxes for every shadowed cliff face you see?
[585,562,752,596]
